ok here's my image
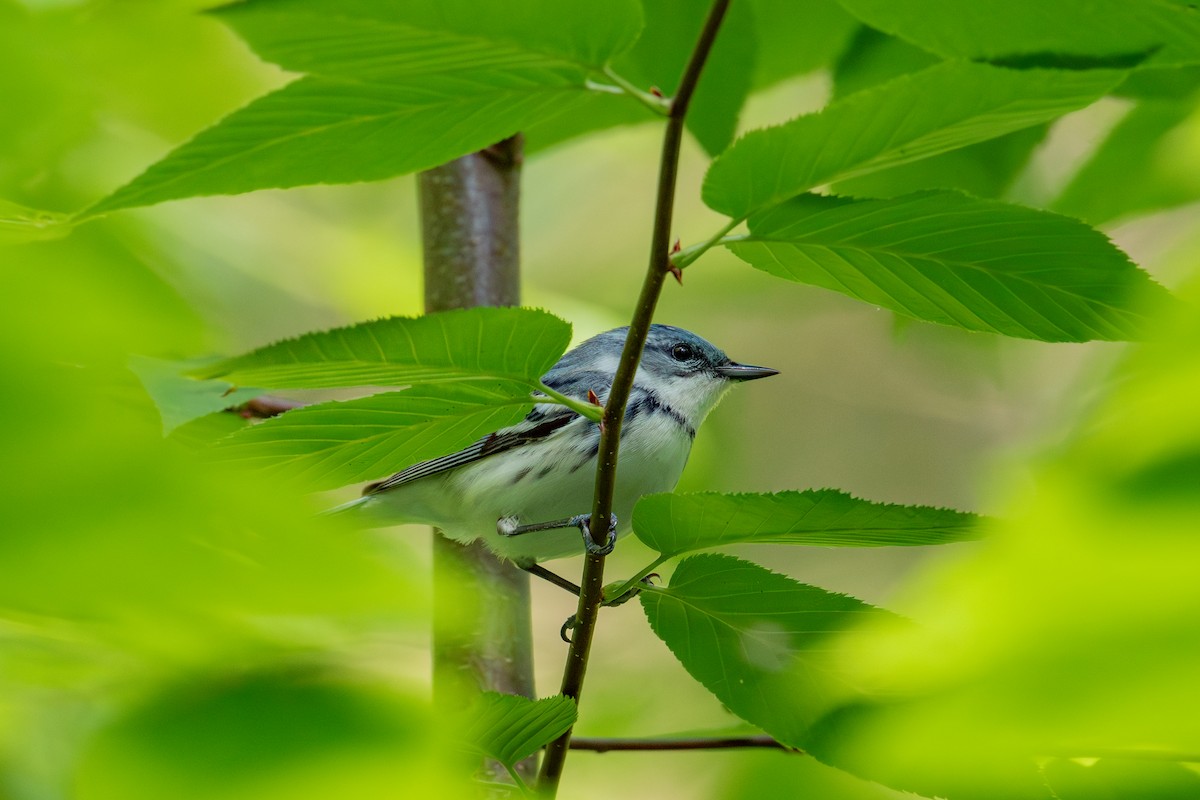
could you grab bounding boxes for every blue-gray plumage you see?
[333,324,776,564]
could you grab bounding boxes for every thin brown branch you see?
[536,2,733,795]
[233,396,304,418]
[570,735,800,754]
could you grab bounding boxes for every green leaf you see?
[212,0,644,80]
[633,490,982,559]
[192,307,572,390]
[1053,98,1200,224]
[641,553,892,748]
[129,355,262,435]
[522,91,648,154]
[459,693,576,768]
[0,198,75,244]
[702,62,1124,219]
[727,191,1171,342]
[834,0,1200,68]
[748,0,859,90]
[832,27,940,98]
[86,72,586,215]
[212,383,534,490]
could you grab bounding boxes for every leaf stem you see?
[534,382,604,422]
[535,1,733,795]
[503,763,535,797]
[605,555,670,602]
[671,216,744,270]
[595,66,672,116]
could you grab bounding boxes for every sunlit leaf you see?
[633,490,981,558]
[213,0,644,79]
[86,72,586,214]
[1042,758,1200,800]
[702,62,1123,219]
[459,693,576,768]
[129,355,262,435]
[192,307,571,390]
[212,383,534,490]
[76,670,471,800]
[834,0,1200,68]
[641,554,892,748]
[811,273,1200,796]
[727,191,1170,342]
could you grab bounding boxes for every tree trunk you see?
[417,136,537,784]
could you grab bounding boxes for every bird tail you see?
[321,496,371,517]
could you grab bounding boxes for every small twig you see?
[233,395,304,419]
[536,2,733,796]
[570,735,799,753]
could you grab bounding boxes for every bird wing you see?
[362,404,579,495]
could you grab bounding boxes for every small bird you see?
[333,324,776,575]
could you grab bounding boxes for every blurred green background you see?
[2,0,1198,797]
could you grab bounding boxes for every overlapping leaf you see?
[212,383,534,489]
[641,554,892,748]
[633,490,982,558]
[192,307,571,390]
[835,0,1200,68]
[726,191,1171,342]
[458,693,577,768]
[702,62,1123,219]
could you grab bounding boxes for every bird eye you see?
[671,343,695,361]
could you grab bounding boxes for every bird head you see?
[636,324,777,424]
[545,324,776,428]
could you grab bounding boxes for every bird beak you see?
[716,361,779,381]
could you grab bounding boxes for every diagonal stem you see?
[570,734,798,753]
[535,1,733,795]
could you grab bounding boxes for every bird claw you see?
[570,513,617,556]
[560,614,579,644]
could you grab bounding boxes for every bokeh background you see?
[2,1,1198,798]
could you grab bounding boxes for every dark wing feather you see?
[362,405,578,495]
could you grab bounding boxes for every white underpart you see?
[357,371,735,562]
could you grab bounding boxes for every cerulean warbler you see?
[332,324,776,567]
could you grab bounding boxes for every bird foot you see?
[569,513,618,556]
